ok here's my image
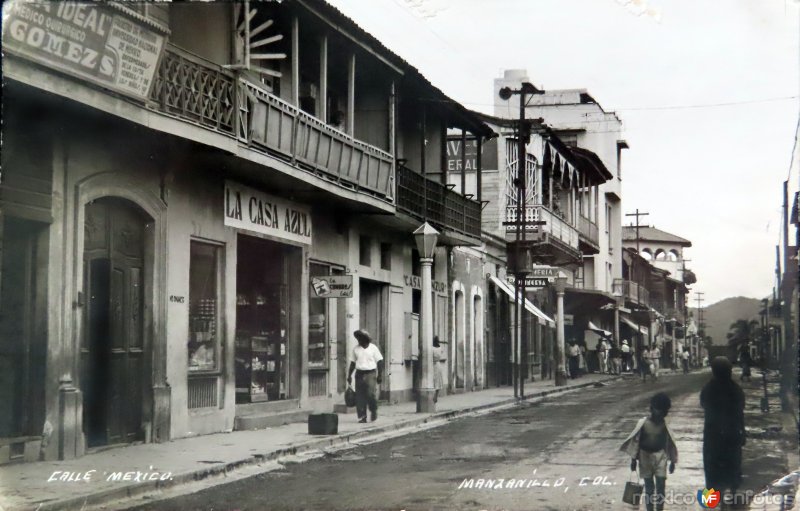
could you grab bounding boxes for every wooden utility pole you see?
[625,209,650,254]
[694,292,705,366]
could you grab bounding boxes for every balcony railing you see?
[504,205,579,250]
[150,45,394,201]
[396,165,481,239]
[578,215,599,246]
[621,280,650,307]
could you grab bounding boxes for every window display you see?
[188,241,220,372]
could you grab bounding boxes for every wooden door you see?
[82,198,146,447]
[359,280,388,397]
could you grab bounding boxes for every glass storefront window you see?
[308,263,328,370]
[188,241,221,372]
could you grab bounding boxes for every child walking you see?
[620,392,678,511]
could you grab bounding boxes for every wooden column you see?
[291,16,299,107]
[476,135,482,204]
[319,34,328,122]
[389,81,396,156]
[347,53,355,136]
[460,129,467,195]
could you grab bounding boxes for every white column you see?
[319,34,328,122]
[418,257,436,411]
[555,278,568,386]
[291,16,299,107]
[347,53,355,136]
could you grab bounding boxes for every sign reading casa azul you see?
[310,276,353,298]
[224,181,312,245]
[3,1,166,101]
[404,275,447,294]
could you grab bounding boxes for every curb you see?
[33,376,620,511]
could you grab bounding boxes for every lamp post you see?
[554,275,568,386]
[414,222,439,412]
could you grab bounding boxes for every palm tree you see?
[726,319,760,349]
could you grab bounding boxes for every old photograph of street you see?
[1,0,799,510]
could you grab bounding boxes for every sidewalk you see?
[0,374,619,511]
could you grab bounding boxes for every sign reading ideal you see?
[224,181,312,245]
[2,1,166,101]
[311,276,353,298]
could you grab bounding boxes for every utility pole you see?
[695,292,705,366]
[625,209,650,254]
[499,82,545,396]
[782,181,794,377]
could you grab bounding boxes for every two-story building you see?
[0,0,493,463]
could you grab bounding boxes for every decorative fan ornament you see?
[228,0,286,78]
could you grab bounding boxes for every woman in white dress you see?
[432,336,445,402]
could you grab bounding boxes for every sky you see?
[327,0,800,306]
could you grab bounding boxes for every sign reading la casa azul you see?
[224,181,312,245]
[404,275,447,294]
[3,1,166,101]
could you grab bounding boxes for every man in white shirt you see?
[650,345,661,379]
[621,340,631,372]
[347,329,384,423]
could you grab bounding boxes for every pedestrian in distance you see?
[649,344,661,380]
[347,330,384,423]
[568,341,580,379]
[701,356,746,496]
[738,343,753,382]
[609,342,622,375]
[432,336,445,403]
[681,347,690,375]
[640,346,652,382]
[579,343,588,376]
[621,392,678,511]
[621,340,631,372]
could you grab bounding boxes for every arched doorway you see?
[454,289,465,389]
[81,197,151,447]
[473,294,483,389]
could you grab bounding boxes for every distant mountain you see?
[690,296,763,346]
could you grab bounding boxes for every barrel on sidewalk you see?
[308,413,338,435]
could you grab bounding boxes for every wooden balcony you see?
[396,165,482,240]
[504,205,580,251]
[621,280,650,307]
[149,45,394,202]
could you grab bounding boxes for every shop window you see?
[360,236,372,266]
[188,241,222,373]
[380,243,392,270]
[308,263,329,372]
[412,289,421,314]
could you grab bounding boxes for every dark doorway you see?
[82,198,149,448]
[359,279,388,398]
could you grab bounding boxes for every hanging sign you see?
[224,181,312,245]
[2,2,167,100]
[505,275,548,289]
[311,276,353,298]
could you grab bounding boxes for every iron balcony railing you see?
[149,45,394,201]
[578,215,599,246]
[504,205,579,250]
[396,165,481,239]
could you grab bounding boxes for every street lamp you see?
[554,274,569,386]
[414,222,439,412]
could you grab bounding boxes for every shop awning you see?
[489,276,555,327]
[587,321,612,338]
[621,314,649,336]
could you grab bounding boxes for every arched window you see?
[641,248,653,261]
[668,250,680,261]
[654,249,666,261]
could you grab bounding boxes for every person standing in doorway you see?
[347,330,384,423]
[432,336,445,403]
